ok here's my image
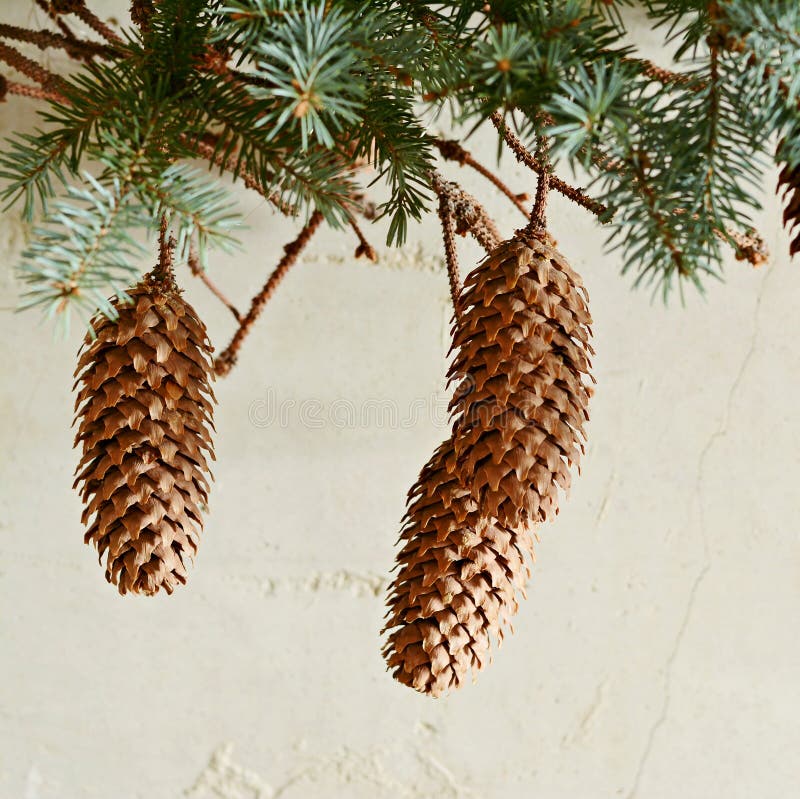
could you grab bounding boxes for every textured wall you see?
[2,4,800,798]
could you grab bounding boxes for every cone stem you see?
[153,214,176,282]
[524,127,551,235]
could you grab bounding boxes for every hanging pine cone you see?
[73,242,216,596]
[778,157,800,258]
[447,233,594,529]
[383,439,535,697]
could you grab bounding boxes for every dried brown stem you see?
[434,138,528,217]
[186,135,295,216]
[214,211,324,376]
[0,40,62,90]
[526,128,551,235]
[188,245,243,322]
[431,176,463,323]
[0,22,113,60]
[54,1,122,45]
[431,172,501,254]
[345,212,377,262]
[5,79,65,102]
[490,112,609,218]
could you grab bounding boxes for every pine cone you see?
[73,268,216,596]
[778,158,800,257]
[383,439,535,697]
[448,234,594,529]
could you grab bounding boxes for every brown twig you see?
[0,40,62,90]
[431,172,501,254]
[434,138,529,218]
[49,1,122,45]
[345,212,377,262]
[525,125,551,235]
[0,22,113,60]
[214,211,324,376]
[490,112,609,218]
[186,135,295,216]
[35,0,78,42]
[188,245,243,322]
[5,79,65,102]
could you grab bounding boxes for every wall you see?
[2,4,799,798]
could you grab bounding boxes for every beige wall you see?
[2,4,799,797]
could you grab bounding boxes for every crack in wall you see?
[624,265,775,798]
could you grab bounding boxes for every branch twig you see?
[187,245,243,322]
[431,173,463,323]
[52,1,122,45]
[5,79,65,102]
[525,124,551,235]
[345,212,377,261]
[431,172,501,254]
[0,22,113,60]
[0,40,62,90]
[434,138,528,218]
[490,112,609,218]
[214,211,324,376]
[186,135,295,216]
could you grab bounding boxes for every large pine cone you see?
[383,439,535,697]
[73,270,215,596]
[448,235,594,529]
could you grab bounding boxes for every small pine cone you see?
[448,234,594,529]
[73,269,216,596]
[778,159,800,257]
[383,439,535,697]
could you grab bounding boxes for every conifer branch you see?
[186,135,293,215]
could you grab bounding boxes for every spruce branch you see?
[16,173,145,333]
